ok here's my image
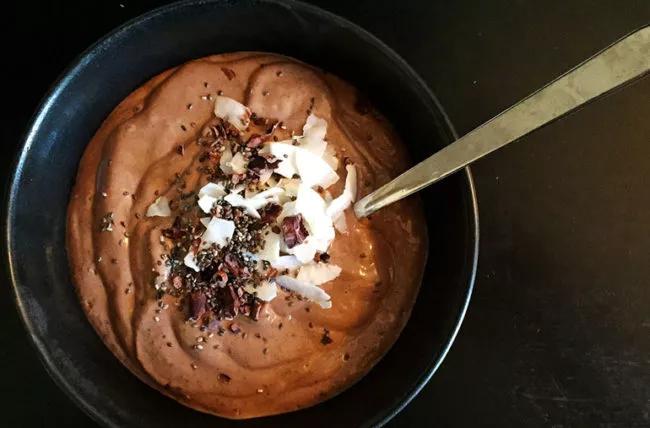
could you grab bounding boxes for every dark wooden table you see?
[2,1,649,426]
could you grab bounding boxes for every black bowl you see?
[5,1,478,426]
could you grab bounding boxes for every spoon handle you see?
[354,26,650,218]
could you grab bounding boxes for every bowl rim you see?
[4,0,479,426]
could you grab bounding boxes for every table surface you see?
[2,1,649,426]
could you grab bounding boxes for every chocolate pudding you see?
[67,52,426,419]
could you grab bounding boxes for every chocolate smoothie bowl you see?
[68,52,427,418]
[6,1,477,427]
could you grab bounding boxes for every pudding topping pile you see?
[143,96,357,328]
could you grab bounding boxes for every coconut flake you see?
[219,143,234,175]
[269,142,338,189]
[184,250,200,272]
[278,178,301,197]
[295,148,339,189]
[230,184,246,194]
[270,255,302,270]
[270,142,298,178]
[256,231,280,262]
[198,182,226,199]
[301,114,327,156]
[296,184,326,216]
[269,114,338,189]
[326,164,357,220]
[296,262,342,285]
[201,217,235,247]
[275,275,331,308]
[230,152,248,175]
[333,212,348,233]
[277,185,334,260]
[214,96,251,130]
[323,144,339,170]
[224,193,260,218]
[245,185,285,201]
[344,164,358,200]
[197,195,217,214]
[225,188,282,219]
[244,280,277,302]
[290,241,318,263]
[146,196,171,217]
[295,185,335,248]
[253,187,284,201]
[280,187,333,262]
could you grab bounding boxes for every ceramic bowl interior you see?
[6,1,478,426]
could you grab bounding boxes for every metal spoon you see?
[354,26,649,218]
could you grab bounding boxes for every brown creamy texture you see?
[67,52,426,419]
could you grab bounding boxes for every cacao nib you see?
[224,253,242,275]
[247,156,267,174]
[259,203,282,224]
[247,155,280,176]
[220,67,236,80]
[213,270,229,287]
[251,301,264,320]
[217,285,241,318]
[190,291,207,321]
[321,328,333,345]
[251,113,266,126]
[239,302,251,317]
[281,214,309,248]
[264,156,280,170]
[162,217,183,239]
